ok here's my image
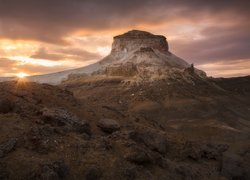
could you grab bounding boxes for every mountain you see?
[0,30,250,179]
[1,30,205,84]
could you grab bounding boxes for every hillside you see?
[0,75,249,179]
[0,30,249,179]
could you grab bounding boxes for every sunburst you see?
[16,72,29,78]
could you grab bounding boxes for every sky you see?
[0,0,249,77]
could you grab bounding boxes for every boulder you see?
[97,119,120,133]
[221,153,246,179]
[24,126,56,154]
[0,98,14,114]
[40,160,69,180]
[0,138,17,158]
[129,129,167,154]
[184,142,229,161]
[122,166,137,180]
[41,107,90,135]
[124,146,153,165]
[84,165,102,180]
[174,164,198,180]
[201,143,229,160]
[0,163,8,180]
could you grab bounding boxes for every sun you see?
[16,72,29,78]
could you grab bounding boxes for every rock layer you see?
[98,30,206,80]
[112,30,169,54]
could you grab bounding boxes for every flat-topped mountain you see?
[98,30,203,79]
[112,30,169,53]
[0,30,205,84]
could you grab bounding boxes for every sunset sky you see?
[0,0,249,77]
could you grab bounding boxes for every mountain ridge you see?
[0,30,206,84]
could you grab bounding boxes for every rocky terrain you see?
[0,30,250,179]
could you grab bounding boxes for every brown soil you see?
[0,76,250,179]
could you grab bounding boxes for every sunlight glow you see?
[10,56,61,67]
[97,46,111,56]
[16,72,29,78]
[0,40,38,54]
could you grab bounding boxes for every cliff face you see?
[111,30,169,54]
[98,30,205,80]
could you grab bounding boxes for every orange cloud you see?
[0,0,249,77]
[198,59,250,77]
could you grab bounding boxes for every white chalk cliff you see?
[97,30,194,79]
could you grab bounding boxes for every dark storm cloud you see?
[170,23,250,64]
[0,0,249,44]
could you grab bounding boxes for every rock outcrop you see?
[112,30,169,54]
[0,98,15,114]
[41,107,90,135]
[0,138,16,158]
[76,30,206,82]
[97,118,121,133]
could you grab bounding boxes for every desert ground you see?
[0,74,249,179]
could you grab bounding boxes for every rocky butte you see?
[98,30,206,80]
[0,30,205,84]
[112,30,169,53]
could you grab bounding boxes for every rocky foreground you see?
[0,75,249,180]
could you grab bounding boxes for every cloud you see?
[17,63,70,75]
[0,0,249,44]
[56,48,102,61]
[197,59,250,77]
[30,47,102,61]
[0,58,18,76]
[31,48,65,61]
[0,57,71,76]
[170,23,250,64]
[0,0,249,77]
[0,58,16,68]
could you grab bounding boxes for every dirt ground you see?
[0,76,250,179]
